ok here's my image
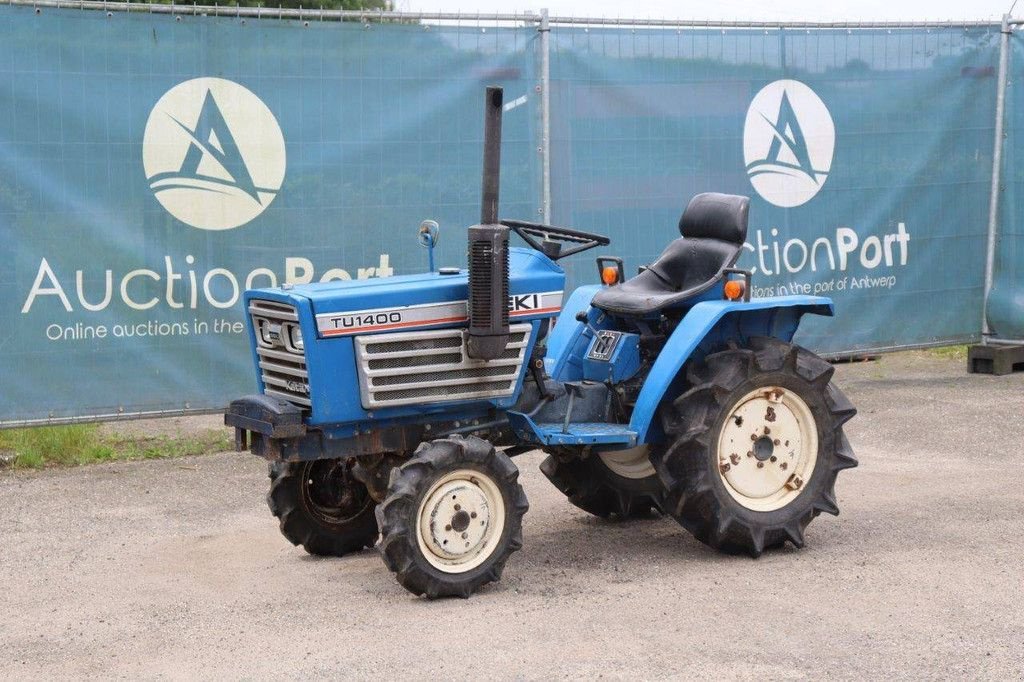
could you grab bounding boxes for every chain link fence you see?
[0,1,1017,424]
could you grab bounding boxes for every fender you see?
[629,295,834,443]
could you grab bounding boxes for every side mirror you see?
[418,220,440,272]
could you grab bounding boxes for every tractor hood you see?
[248,247,565,339]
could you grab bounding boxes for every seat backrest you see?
[678,192,749,245]
[647,192,750,294]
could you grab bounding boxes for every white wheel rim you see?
[598,446,656,480]
[715,386,818,512]
[416,469,505,574]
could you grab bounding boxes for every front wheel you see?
[652,337,857,557]
[376,436,528,599]
[267,459,379,557]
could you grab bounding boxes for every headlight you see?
[288,324,304,351]
[257,320,283,347]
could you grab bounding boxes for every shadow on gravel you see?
[522,513,749,571]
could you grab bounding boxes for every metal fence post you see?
[538,7,551,224]
[982,13,1012,341]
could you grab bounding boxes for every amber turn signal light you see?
[601,266,620,285]
[724,279,745,301]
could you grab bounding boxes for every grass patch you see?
[928,344,969,360]
[0,424,232,470]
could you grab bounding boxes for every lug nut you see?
[757,462,764,469]
[730,453,740,465]
[454,504,461,511]
[746,451,753,458]
[774,439,781,446]
[769,455,777,462]
[764,427,771,435]
[470,512,477,519]
[445,525,452,531]
[720,463,731,474]
[461,532,468,539]
[780,462,788,470]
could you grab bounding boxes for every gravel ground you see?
[1,351,1022,680]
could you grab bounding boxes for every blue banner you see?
[0,6,1009,424]
[990,34,1024,339]
[547,25,1000,353]
[0,6,539,424]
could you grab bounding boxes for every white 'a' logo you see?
[143,77,286,231]
[743,79,834,208]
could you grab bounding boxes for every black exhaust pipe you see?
[467,86,510,361]
[480,86,503,226]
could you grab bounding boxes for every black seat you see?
[591,192,749,316]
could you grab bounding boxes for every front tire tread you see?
[376,436,527,599]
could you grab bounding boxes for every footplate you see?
[506,410,638,447]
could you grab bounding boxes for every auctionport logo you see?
[142,77,286,231]
[743,79,835,208]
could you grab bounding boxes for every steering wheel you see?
[500,219,610,260]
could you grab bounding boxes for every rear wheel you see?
[267,459,379,557]
[652,337,857,556]
[377,436,528,598]
[540,446,665,519]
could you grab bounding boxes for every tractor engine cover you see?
[240,246,564,427]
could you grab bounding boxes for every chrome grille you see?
[368,352,463,370]
[365,335,463,354]
[354,324,531,409]
[249,299,311,408]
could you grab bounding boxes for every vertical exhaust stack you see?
[467,86,511,361]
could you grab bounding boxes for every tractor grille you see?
[249,299,311,408]
[354,323,531,409]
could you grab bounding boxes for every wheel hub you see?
[752,435,775,461]
[417,469,505,573]
[301,459,372,526]
[716,387,818,512]
[450,510,471,533]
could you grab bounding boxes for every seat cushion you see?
[592,237,741,316]
[592,192,750,316]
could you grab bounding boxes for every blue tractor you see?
[226,87,857,598]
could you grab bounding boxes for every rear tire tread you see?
[540,453,665,520]
[652,336,857,557]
